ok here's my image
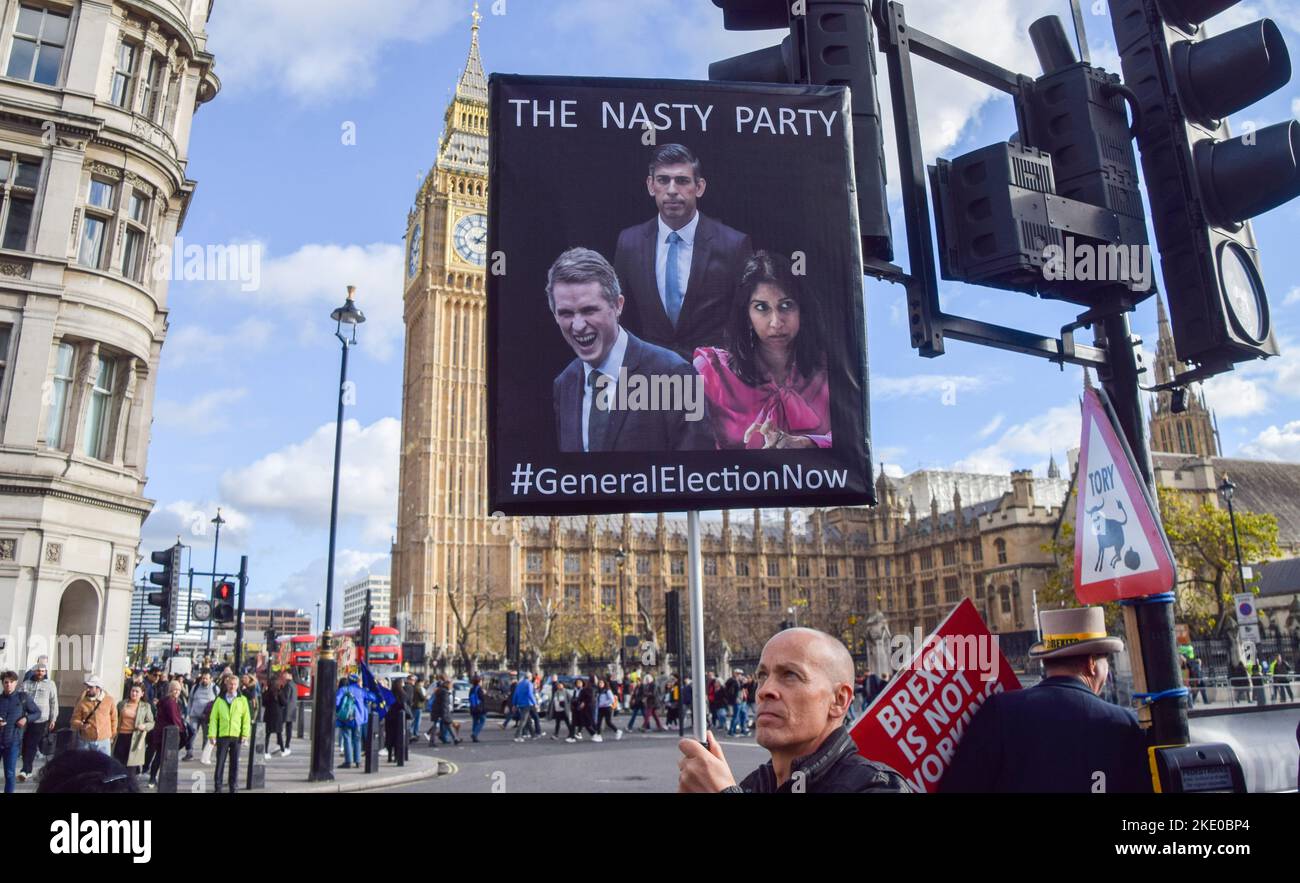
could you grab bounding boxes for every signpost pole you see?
[1094,315,1188,748]
[687,511,707,745]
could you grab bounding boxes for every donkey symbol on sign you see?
[1087,500,1139,573]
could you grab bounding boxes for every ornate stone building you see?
[507,470,1067,663]
[390,11,502,653]
[1149,295,1220,458]
[0,0,218,703]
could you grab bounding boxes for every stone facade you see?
[0,0,218,704]
[1148,295,1220,458]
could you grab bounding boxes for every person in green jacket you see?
[207,673,250,793]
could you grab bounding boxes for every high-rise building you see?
[342,574,391,631]
[1149,295,1220,458]
[0,1,218,703]
[391,10,507,656]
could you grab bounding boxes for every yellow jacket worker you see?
[206,673,250,794]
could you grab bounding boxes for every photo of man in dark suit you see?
[547,247,713,453]
[614,144,753,360]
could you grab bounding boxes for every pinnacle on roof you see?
[456,2,488,105]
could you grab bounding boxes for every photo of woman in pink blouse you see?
[692,250,831,450]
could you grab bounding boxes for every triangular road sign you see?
[1074,386,1176,604]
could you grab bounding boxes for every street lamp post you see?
[309,285,365,783]
[207,508,225,663]
[1219,476,1249,596]
[616,547,627,679]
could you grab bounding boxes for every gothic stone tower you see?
[391,11,507,659]
[1148,295,1220,457]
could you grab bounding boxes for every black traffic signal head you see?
[147,544,181,632]
[211,580,236,626]
[1109,0,1296,373]
[707,0,893,261]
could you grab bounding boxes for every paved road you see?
[382,715,770,793]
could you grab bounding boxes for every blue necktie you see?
[665,231,683,327]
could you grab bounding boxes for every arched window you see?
[999,585,1011,614]
[995,538,1007,564]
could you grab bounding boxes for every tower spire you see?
[456,3,488,104]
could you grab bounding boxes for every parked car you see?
[478,671,518,716]
[452,679,470,711]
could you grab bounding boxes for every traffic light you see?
[664,590,681,655]
[930,16,1151,307]
[210,580,236,626]
[147,544,181,633]
[1108,0,1298,374]
[505,610,520,665]
[708,0,893,261]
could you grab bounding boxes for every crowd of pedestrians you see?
[0,658,305,794]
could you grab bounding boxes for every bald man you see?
[677,628,910,793]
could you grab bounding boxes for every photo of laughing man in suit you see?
[548,247,713,453]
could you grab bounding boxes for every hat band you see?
[1040,631,1108,649]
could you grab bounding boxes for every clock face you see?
[408,224,421,278]
[453,213,488,266]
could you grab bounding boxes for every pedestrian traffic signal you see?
[147,544,181,633]
[1108,0,1298,375]
[707,0,893,261]
[211,580,236,626]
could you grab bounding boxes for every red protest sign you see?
[1073,386,1176,604]
[849,599,1021,793]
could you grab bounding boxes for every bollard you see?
[157,725,180,793]
[245,721,266,790]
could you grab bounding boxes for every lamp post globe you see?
[309,286,365,783]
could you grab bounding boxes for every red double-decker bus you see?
[274,627,402,698]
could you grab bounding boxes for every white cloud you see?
[1202,340,1299,420]
[953,404,1081,475]
[1239,421,1300,462]
[220,417,401,545]
[162,319,275,371]
[208,0,461,103]
[1285,287,1300,307]
[873,374,989,401]
[139,500,254,565]
[976,414,1005,440]
[154,387,249,433]
[232,242,405,361]
[272,550,389,611]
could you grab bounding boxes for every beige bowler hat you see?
[1029,607,1125,659]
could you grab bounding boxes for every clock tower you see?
[392,8,508,662]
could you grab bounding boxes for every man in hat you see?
[940,607,1151,793]
[70,676,117,755]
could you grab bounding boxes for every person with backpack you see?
[466,674,487,742]
[511,672,539,742]
[626,675,645,731]
[1,670,41,793]
[185,672,216,762]
[70,677,117,755]
[573,677,601,742]
[335,674,368,768]
[547,676,574,741]
[17,662,56,782]
[596,678,623,739]
[640,675,664,732]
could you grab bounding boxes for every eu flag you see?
[360,662,396,720]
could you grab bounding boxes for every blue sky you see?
[136,0,1300,612]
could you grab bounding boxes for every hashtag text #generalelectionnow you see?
[508,462,851,497]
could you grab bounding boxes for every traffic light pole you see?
[234,555,249,673]
[1095,313,1188,746]
[871,0,1188,750]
